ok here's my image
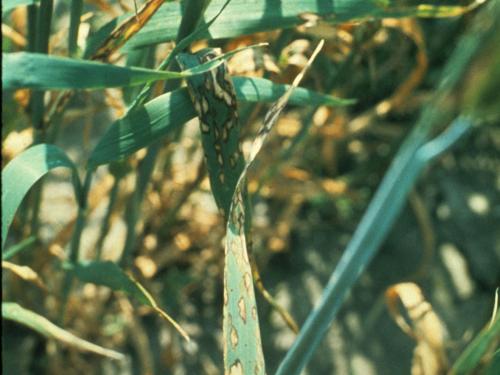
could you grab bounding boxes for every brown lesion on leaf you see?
[230,325,239,349]
[244,272,252,293]
[200,120,210,133]
[224,279,229,306]
[228,360,243,375]
[238,297,247,323]
[251,306,257,321]
[255,362,262,375]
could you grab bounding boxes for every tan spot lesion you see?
[238,297,247,323]
[244,272,252,293]
[219,172,225,184]
[229,155,237,169]
[200,121,210,133]
[217,153,224,166]
[229,360,243,375]
[252,306,257,320]
[203,75,213,91]
[255,362,262,374]
[193,100,202,115]
[223,280,228,306]
[230,325,239,348]
[201,96,209,114]
[222,126,229,142]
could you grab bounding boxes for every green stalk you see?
[95,176,120,260]
[59,171,92,322]
[27,5,38,52]
[17,5,39,233]
[120,147,159,266]
[28,0,54,236]
[68,0,84,56]
[32,0,53,131]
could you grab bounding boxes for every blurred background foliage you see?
[2,0,499,374]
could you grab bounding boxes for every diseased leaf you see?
[222,40,324,375]
[64,260,189,341]
[1,144,81,250]
[90,0,166,62]
[2,302,124,360]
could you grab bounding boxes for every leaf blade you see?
[88,77,353,167]
[2,302,125,360]
[1,144,81,250]
[65,260,189,341]
[2,52,224,90]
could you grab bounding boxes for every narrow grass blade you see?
[2,236,37,260]
[2,52,224,90]
[2,302,125,360]
[451,290,500,375]
[64,260,189,341]
[222,39,324,375]
[68,0,84,56]
[88,76,352,167]
[450,314,500,375]
[235,76,355,107]
[274,122,473,375]
[1,144,81,250]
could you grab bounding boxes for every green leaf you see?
[114,0,483,50]
[88,76,353,167]
[2,0,39,12]
[64,260,189,341]
[483,350,500,375]
[451,315,500,375]
[235,76,355,107]
[2,52,224,90]
[1,144,81,250]
[2,302,124,360]
[2,236,37,260]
